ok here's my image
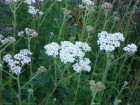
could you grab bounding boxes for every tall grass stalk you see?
[17,74,21,105]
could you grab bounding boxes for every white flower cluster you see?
[3,49,32,74]
[44,41,92,73]
[44,42,60,57]
[82,0,94,6]
[5,0,19,4]
[123,43,137,54]
[97,31,125,52]
[0,34,16,45]
[72,58,91,73]
[18,28,38,38]
[24,0,43,16]
[28,6,43,15]
[24,0,36,5]
[79,0,95,12]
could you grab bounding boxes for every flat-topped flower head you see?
[24,0,36,5]
[25,28,38,37]
[72,58,91,73]
[97,31,125,52]
[82,0,94,6]
[5,0,19,4]
[44,42,60,57]
[123,43,137,55]
[44,41,92,73]
[3,49,32,74]
[0,36,16,45]
[60,41,85,64]
[75,41,91,52]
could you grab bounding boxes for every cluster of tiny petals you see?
[0,34,16,45]
[3,49,32,74]
[5,0,19,4]
[44,41,91,73]
[44,42,60,57]
[25,28,38,37]
[82,0,94,5]
[18,28,38,38]
[28,5,43,15]
[60,41,85,64]
[24,0,43,16]
[123,43,137,54]
[75,41,91,52]
[97,31,125,52]
[72,58,91,73]
[24,0,36,5]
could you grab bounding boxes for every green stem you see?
[73,72,81,105]
[21,73,39,89]
[93,51,100,74]
[127,73,140,103]
[54,58,57,86]
[114,55,127,82]
[58,15,66,41]
[102,52,110,84]
[28,38,33,89]
[11,4,17,53]
[17,74,22,105]
[90,92,96,105]
[0,52,2,104]
[28,93,31,105]
[43,64,70,105]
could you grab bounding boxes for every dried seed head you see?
[90,80,105,93]
[86,26,94,32]
[27,88,33,94]
[101,2,113,12]
[38,66,48,72]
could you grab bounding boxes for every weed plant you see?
[0,0,140,105]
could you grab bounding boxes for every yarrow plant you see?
[97,31,125,52]
[3,49,32,74]
[0,34,16,45]
[18,28,38,38]
[123,43,137,55]
[44,41,91,73]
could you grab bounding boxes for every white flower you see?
[3,54,12,63]
[5,0,19,4]
[44,41,92,73]
[114,99,121,105]
[44,42,60,57]
[72,58,91,73]
[82,0,94,6]
[123,81,128,86]
[59,41,85,64]
[1,37,16,45]
[123,43,137,54]
[10,66,22,74]
[25,28,38,37]
[75,41,91,52]
[28,6,39,15]
[97,31,125,52]
[20,49,32,55]
[24,0,36,5]
[0,64,2,67]
[18,31,24,37]
[38,11,43,15]
[3,49,32,75]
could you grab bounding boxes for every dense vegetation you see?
[0,0,140,105]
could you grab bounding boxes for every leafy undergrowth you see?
[0,0,140,105]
